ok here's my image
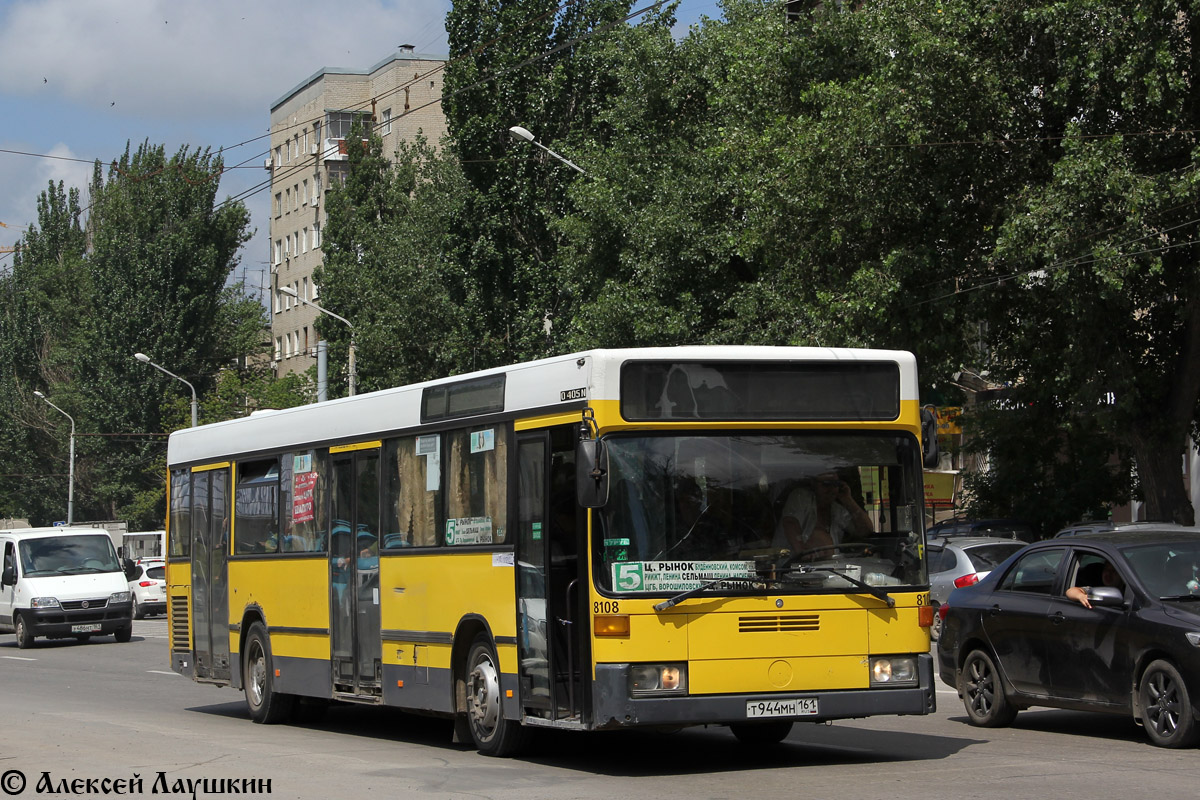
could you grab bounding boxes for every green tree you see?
[77,142,252,524]
[0,181,88,524]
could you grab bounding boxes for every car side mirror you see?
[1089,586,1125,607]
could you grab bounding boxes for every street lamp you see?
[134,352,198,427]
[278,285,356,396]
[33,391,74,525]
[508,125,586,174]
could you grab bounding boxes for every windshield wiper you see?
[653,576,773,612]
[1160,594,1200,601]
[786,566,895,608]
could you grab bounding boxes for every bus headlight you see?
[870,657,917,687]
[629,664,688,696]
[30,597,60,609]
[109,591,132,604]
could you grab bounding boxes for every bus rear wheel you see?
[243,622,294,724]
[465,634,531,757]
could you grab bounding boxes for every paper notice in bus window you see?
[611,561,755,592]
[445,517,493,546]
[293,453,312,474]
[470,429,495,454]
[292,472,318,523]
[416,435,438,456]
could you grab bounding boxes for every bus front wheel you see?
[243,622,294,724]
[465,634,531,757]
[730,720,794,746]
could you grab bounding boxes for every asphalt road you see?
[2,620,1198,800]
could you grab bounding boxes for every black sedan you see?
[938,529,1200,748]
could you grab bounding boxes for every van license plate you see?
[746,698,818,718]
[71,624,101,633]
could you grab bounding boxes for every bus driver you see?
[772,471,873,559]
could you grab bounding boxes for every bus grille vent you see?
[739,614,819,633]
[170,596,190,652]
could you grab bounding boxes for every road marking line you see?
[146,670,179,676]
[2,656,37,661]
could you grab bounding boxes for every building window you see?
[274,337,282,361]
[273,239,281,266]
[303,326,309,354]
[285,188,291,214]
[325,111,369,140]
[302,277,309,299]
[302,179,309,205]
[301,227,308,254]
[284,237,290,260]
[381,108,392,135]
[303,129,309,156]
[313,223,321,250]
[293,184,300,211]
[274,193,281,217]
[312,277,320,300]
[274,145,282,166]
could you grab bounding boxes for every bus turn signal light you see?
[594,614,630,637]
[918,605,935,627]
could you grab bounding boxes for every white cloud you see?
[0,0,451,119]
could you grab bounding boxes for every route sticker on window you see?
[612,560,755,592]
[470,429,495,453]
[445,516,493,546]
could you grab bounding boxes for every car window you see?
[927,547,955,573]
[965,543,1025,571]
[998,548,1064,594]
[146,566,165,580]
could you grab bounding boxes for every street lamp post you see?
[33,391,74,525]
[134,352,198,427]
[508,125,586,174]
[279,285,356,396]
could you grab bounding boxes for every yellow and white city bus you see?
[165,346,938,755]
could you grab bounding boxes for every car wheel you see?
[729,720,794,746]
[114,625,132,643]
[1139,659,1198,748]
[464,633,531,756]
[243,622,294,723]
[960,648,1017,727]
[132,597,144,620]
[14,614,34,649]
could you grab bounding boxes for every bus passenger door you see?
[516,426,582,722]
[191,466,231,682]
[329,446,381,697]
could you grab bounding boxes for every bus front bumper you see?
[591,653,935,730]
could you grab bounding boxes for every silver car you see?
[927,536,1026,639]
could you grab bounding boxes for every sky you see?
[0,0,723,299]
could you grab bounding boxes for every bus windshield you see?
[594,432,927,595]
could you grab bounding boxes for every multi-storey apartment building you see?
[267,45,447,379]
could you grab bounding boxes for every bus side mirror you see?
[921,406,940,469]
[576,438,610,509]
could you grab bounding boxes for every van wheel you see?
[14,614,34,649]
[243,622,294,724]
[465,634,531,757]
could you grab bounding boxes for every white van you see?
[0,527,135,648]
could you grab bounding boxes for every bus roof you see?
[167,345,919,468]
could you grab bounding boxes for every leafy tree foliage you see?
[0,143,276,528]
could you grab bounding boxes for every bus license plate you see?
[71,623,101,634]
[746,698,818,718]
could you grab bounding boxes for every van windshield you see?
[18,535,121,577]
